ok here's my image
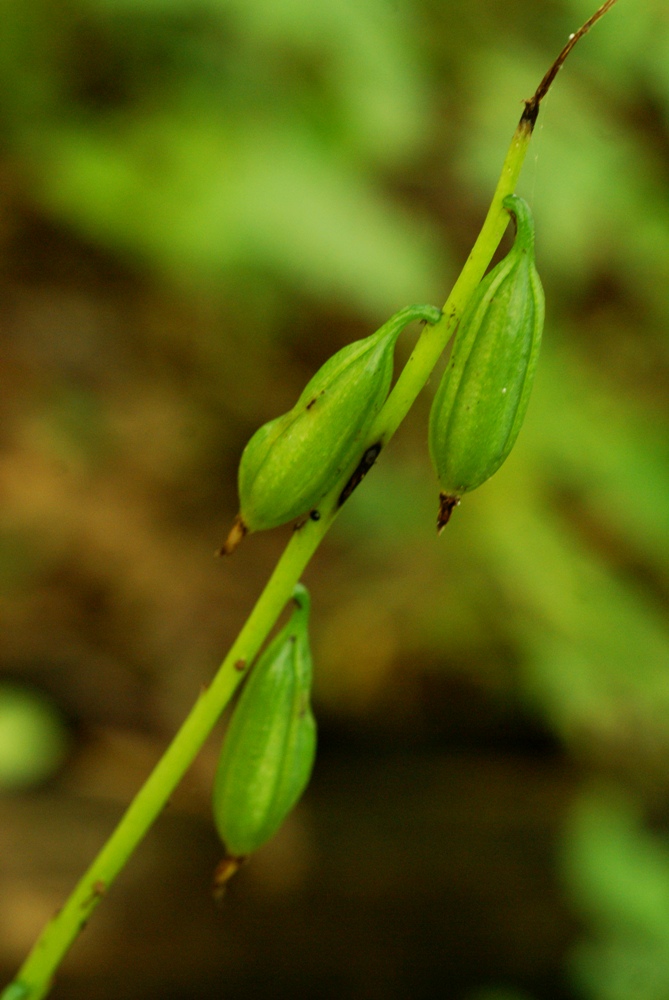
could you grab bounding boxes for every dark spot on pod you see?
[337,443,382,507]
[309,509,321,521]
[305,390,325,411]
[234,659,246,672]
[437,492,460,534]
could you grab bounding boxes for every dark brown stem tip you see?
[437,493,461,534]
[525,0,619,125]
[217,515,248,556]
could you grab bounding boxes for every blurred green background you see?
[1,1,668,998]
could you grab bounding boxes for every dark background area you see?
[1,2,669,998]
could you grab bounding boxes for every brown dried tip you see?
[212,855,246,902]
[521,0,619,127]
[217,515,248,556]
[437,493,460,534]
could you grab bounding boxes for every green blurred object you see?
[0,0,448,315]
[0,683,69,791]
[563,790,669,1000]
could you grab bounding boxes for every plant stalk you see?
[1,3,617,994]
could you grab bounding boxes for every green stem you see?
[3,100,538,1000]
[6,517,329,1000]
[375,117,533,445]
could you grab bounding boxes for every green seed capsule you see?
[428,194,544,530]
[222,304,442,552]
[212,584,316,867]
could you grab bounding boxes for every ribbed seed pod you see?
[212,584,316,879]
[221,304,442,552]
[428,194,544,530]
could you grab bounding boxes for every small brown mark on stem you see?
[338,443,382,507]
[309,509,321,521]
[82,880,107,909]
[234,659,246,672]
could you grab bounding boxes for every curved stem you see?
[7,518,328,1000]
[3,131,526,990]
[0,122,545,1000]
[3,124,528,997]
[375,117,533,447]
[1,4,618,994]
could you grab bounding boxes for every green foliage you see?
[564,791,669,1000]
[0,0,447,314]
[0,684,69,791]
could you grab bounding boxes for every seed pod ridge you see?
[223,304,441,550]
[212,584,316,862]
[428,194,544,529]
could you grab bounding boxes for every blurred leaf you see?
[0,683,70,791]
[0,0,448,315]
[564,789,669,1000]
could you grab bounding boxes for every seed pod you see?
[221,304,442,552]
[212,584,316,874]
[428,194,544,530]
